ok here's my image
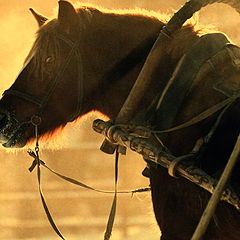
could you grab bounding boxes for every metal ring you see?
[106,125,119,144]
[31,115,42,126]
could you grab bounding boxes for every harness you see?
[93,32,240,240]
[155,33,230,131]
[3,32,151,240]
[3,21,240,240]
[2,33,84,239]
[3,33,84,127]
[6,31,240,240]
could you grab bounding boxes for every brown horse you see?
[1,0,240,239]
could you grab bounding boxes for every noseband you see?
[3,33,84,127]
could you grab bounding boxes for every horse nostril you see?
[0,113,8,129]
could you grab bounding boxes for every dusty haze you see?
[0,1,240,240]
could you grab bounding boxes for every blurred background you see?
[0,0,239,239]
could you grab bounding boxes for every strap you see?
[33,150,65,240]
[104,150,119,240]
[155,33,230,131]
[28,146,150,240]
[39,43,78,112]
[28,150,150,195]
[31,151,120,240]
[28,150,131,240]
[153,95,239,134]
[3,89,42,106]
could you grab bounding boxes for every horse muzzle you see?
[0,111,29,148]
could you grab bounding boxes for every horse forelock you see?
[23,20,62,80]
[23,6,94,80]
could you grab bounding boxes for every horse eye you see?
[46,57,54,63]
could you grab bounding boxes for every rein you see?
[27,125,150,239]
[29,121,65,240]
[2,32,136,239]
[2,32,153,239]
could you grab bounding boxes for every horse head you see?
[0,1,85,148]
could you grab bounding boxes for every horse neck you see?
[79,11,164,118]
[79,10,200,119]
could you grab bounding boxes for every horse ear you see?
[29,8,48,27]
[58,0,78,34]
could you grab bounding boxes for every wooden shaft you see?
[115,34,169,123]
[93,119,240,211]
[191,134,240,240]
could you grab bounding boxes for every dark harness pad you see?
[213,44,240,97]
[155,33,230,130]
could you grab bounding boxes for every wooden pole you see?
[191,134,240,240]
[93,119,240,211]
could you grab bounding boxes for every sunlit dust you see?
[1,1,240,240]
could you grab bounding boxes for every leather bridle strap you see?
[35,151,65,240]
[3,89,42,107]
[47,33,84,122]
[39,40,78,113]
[28,140,149,240]
[28,149,150,194]
[3,33,84,123]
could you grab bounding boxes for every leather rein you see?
[3,33,84,239]
[2,33,150,240]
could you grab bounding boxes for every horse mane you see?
[25,3,210,80]
[76,3,170,21]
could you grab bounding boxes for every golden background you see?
[0,1,239,239]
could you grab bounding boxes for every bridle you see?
[3,32,84,130]
[1,32,84,239]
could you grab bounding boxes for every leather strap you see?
[104,151,119,240]
[32,150,65,239]
[153,94,239,134]
[3,89,42,106]
[28,150,150,194]
[27,149,150,240]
